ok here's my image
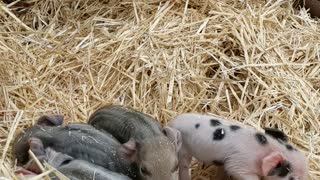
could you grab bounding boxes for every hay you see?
[0,0,319,179]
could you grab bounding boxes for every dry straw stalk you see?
[0,0,319,179]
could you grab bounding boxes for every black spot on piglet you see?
[195,123,200,129]
[210,119,221,126]
[286,144,294,151]
[255,133,268,145]
[264,127,288,142]
[230,125,241,131]
[213,128,225,140]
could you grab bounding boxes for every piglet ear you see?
[45,147,73,167]
[118,138,139,163]
[37,115,64,126]
[162,126,182,153]
[28,137,46,157]
[23,138,47,174]
[262,151,285,176]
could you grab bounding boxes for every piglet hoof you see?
[37,114,64,126]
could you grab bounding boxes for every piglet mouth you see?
[15,168,36,175]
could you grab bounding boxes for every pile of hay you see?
[0,0,319,179]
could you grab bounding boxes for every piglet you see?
[168,113,308,180]
[88,105,182,180]
[15,137,131,180]
[12,115,139,178]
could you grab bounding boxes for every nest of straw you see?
[0,0,319,179]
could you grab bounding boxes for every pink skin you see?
[168,113,308,180]
[15,168,37,176]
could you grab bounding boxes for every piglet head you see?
[118,127,182,180]
[262,150,308,180]
[16,141,74,178]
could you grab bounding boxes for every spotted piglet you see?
[168,113,308,180]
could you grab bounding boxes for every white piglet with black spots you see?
[168,113,308,180]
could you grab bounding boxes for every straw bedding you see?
[0,0,319,179]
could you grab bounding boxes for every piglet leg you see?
[215,166,230,180]
[178,145,192,180]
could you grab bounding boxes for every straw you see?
[0,0,319,179]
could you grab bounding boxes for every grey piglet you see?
[88,105,182,180]
[15,137,131,180]
[12,115,139,178]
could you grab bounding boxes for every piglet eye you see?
[61,159,72,166]
[140,166,151,176]
[289,177,294,180]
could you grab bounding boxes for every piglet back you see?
[88,105,162,143]
[12,122,136,177]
